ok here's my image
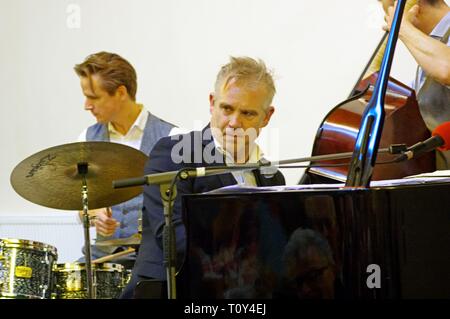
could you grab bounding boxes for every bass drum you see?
[52,262,124,299]
[0,238,58,299]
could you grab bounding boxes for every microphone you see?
[113,164,263,189]
[399,121,450,161]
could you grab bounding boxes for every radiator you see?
[0,213,95,263]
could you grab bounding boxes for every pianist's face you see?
[209,78,274,163]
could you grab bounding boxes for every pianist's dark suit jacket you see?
[122,125,285,297]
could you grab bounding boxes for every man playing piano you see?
[121,56,285,298]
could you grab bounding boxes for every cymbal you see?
[94,234,141,247]
[10,142,148,210]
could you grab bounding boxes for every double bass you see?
[301,0,435,184]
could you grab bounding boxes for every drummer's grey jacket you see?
[79,112,175,260]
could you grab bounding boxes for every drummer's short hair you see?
[74,52,137,101]
[214,56,276,110]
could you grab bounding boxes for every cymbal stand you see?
[160,183,177,299]
[78,162,96,299]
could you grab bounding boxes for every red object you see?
[433,122,450,151]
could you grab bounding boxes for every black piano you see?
[179,180,450,299]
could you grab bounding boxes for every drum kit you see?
[2,141,147,299]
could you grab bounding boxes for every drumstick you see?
[92,247,135,264]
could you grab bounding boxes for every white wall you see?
[0,0,437,262]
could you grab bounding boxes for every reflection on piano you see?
[179,179,450,298]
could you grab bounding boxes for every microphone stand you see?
[78,162,96,299]
[276,147,399,166]
[160,182,177,299]
[113,147,403,189]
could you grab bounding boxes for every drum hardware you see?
[94,233,141,248]
[78,162,95,298]
[138,216,142,234]
[10,141,148,299]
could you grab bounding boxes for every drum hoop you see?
[0,292,43,299]
[0,238,57,255]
